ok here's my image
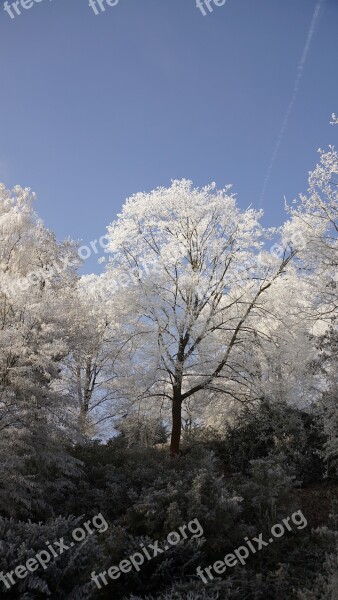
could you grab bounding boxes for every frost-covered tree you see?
[56,272,133,440]
[0,184,80,514]
[283,146,338,323]
[281,136,338,459]
[106,180,295,455]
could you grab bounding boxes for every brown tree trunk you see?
[170,393,182,457]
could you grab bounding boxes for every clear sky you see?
[0,0,337,273]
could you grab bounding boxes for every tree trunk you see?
[76,365,83,406]
[170,393,182,457]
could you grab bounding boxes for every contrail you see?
[259,0,324,207]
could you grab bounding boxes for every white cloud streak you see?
[259,0,325,207]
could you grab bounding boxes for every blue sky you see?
[0,0,337,273]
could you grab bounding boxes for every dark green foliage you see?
[206,400,326,485]
[114,415,168,449]
[0,404,336,599]
[0,515,101,599]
